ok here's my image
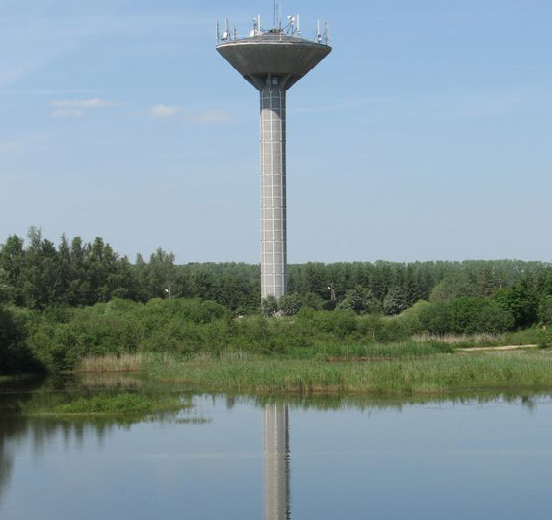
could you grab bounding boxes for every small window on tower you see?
[272,77,279,85]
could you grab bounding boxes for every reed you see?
[75,353,147,373]
[146,350,552,395]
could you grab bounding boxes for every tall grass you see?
[413,328,551,348]
[145,351,552,395]
[75,353,147,373]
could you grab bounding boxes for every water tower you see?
[217,14,331,300]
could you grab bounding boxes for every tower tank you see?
[217,16,331,300]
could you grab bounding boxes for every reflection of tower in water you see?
[263,404,290,520]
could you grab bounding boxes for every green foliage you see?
[418,297,514,334]
[1,227,550,376]
[20,390,186,417]
[338,286,380,314]
[493,284,539,329]
[538,295,552,325]
[43,393,181,415]
[429,272,477,302]
[301,292,324,310]
[278,293,303,316]
[261,296,279,317]
[2,230,550,318]
[0,305,42,375]
[383,288,407,315]
[26,298,232,372]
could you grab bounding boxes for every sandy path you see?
[456,344,538,352]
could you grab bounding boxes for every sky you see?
[0,0,551,264]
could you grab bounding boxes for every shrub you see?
[337,286,380,314]
[261,296,279,317]
[0,305,42,374]
[278,293,303,316]
[418,297,514,335]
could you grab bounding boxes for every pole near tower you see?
[216,17,331,300]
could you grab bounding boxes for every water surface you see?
[1,378,551,519]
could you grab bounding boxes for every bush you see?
[337,286,380,314]
[0,305,42,375]
[418,297,514,335]
[302,310,358,339]
[278,293,304,316]
[538,295,552,325]
[261,296,278,317]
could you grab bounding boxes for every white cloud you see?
[150,106,232,122]
[151,104,181,118]
[52,97,119,108]
[186,109,232,123]
[51,109,85,118]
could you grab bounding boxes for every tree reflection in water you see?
[0,375,196,514]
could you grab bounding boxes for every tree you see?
[493,283,539,329]
[429,272,477,302]
[21,229,59,309]
[278,293,303,316]
[538,296,552,325]
[0,304,41,375]
[0,235,25,305]
[383,288,407,315]
[147,248,176,299]
[301,263,328,297]
[337,286,380,314]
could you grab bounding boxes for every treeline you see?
[2,229,552,376]
[1,229,550,314]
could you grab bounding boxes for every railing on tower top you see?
[216,14,330,46]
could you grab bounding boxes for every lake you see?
[1,377,551,519]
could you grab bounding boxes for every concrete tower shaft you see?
[260,78,287,297]
[217,31,331,299]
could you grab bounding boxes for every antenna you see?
[324,22,330,45]
[216,20,220,42]
[317,20,322,43]
[222,18,230,41]
[287,14,295,35]
[296,14,300,35]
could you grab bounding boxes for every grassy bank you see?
[70,342,552,396]
[21,391,186,416]
[140,349,552,395]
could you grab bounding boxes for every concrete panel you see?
[260,78,287,298]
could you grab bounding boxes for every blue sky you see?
[1,0,551,263]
